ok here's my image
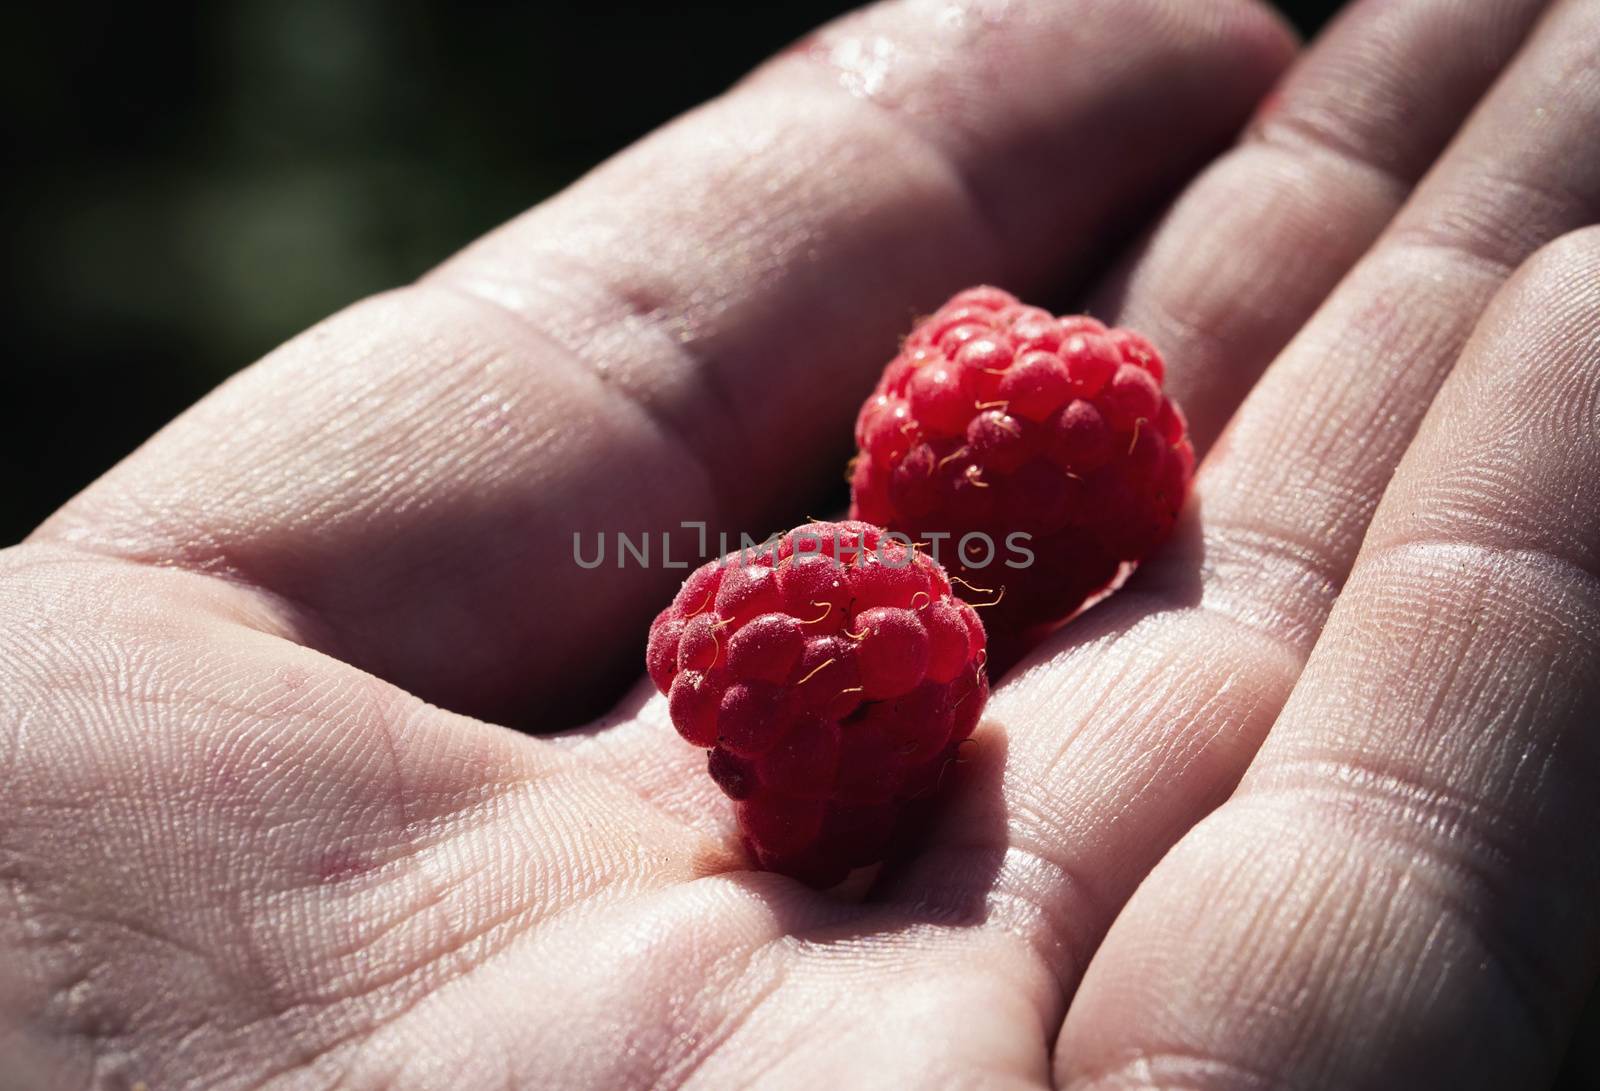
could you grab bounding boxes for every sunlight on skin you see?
[5,0,1600,1087]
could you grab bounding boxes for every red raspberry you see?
[850,286,1193,637]
[646,521,989,887]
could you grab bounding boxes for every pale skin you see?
[3,0,1599,1086]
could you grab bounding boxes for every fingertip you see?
[1461,223,1600,389]
[1508,223,1600,296]
[1218,0,1303,62]
[1161,0,1301,94]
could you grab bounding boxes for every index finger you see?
[33,0,1294,724]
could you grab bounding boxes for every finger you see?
[1100,0,1548,451]
[1057,227,1600,1090]
[29,0,1294,726]
[1098,0,1546,451]
[882,0,1555,962]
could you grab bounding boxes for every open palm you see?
[6,1,1600,1088]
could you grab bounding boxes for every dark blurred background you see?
[0,0,1340,545]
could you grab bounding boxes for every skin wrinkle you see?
[1280,791,1562,1056]
[905,829,1109,1005]
[937,622,1280,999]
[685,946,1045,1091]
[252,880,585,1090]
[31,303,563,653]
[1046,647,1201,794]
[270,787,649,998]
[1275,836,1424,1064]
[511,883,806,1087]
[1058,825,1339,1090]
[1099,141,1382,448]
[1066,1050,1291,1091]
[1187,521,1348,650]
[0,559,324,1043]
[360,803,934,1081]
[421,276,731,528]
[555,706,742,842]
[247,785,732,1090]
[432,78,1011,524]
[1253,109,1422,191]
[1263,543,1600,855]
[1205,250,1505,543]
[1250,0,1488,175]
[1228,834,1360,1060]
[1258,776,1574,1042]
[226,684,402,1031]
[1008,597,1297,802]
[660,937,808,1090]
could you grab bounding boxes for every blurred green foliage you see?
[0,0,1339,544]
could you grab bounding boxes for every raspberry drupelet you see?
[646,520,988,887]
[849,286,1194,639]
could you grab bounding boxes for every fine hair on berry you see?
[646,521,988,887]
[850,286,1194,639]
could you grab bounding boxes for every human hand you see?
[3,0,1598,1087]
